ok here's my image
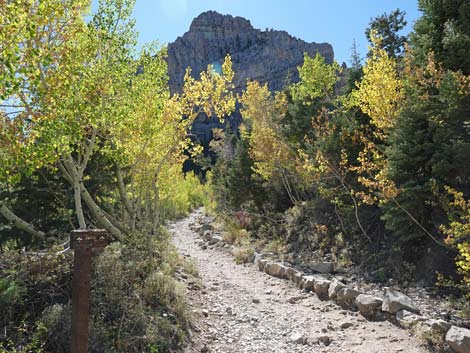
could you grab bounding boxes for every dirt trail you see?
[169,209,429,353]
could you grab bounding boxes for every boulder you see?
[265,263,288,279]
[311,262,335,274]
[355,294,383,319]
[381,288,419,314]
[446,326,470,353]
[328,279,345,300]
[396,310,426,329]
[336,287,361,308]
[314,278,331,300]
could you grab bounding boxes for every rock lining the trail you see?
[176,209,470,353]
[446,326,470,353]
[254,256,470,352]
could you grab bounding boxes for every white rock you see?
[446,326,470,353]
[288,332,307,345]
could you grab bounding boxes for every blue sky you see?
[108,0,422,65]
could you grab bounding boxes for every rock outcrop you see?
[167,11,334,150]
[168,11,334,93]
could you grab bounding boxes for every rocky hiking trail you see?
[168,209,430,353]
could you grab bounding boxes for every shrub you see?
[233,247,255,264]
[159,170,209,221]
[222,219,250,245]
[263,238,288,255]
[0,230,192,353]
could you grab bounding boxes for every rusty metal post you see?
[70,229,108,353]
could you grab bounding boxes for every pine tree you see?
[365,9,408,58]
[383,56,470,245]
[346,39,364,93]
[412,0,470,74]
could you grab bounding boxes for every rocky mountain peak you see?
[168,11,334,93]
[189,11,253,33]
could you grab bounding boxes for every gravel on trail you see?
[169,209,429,353]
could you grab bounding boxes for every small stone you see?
[288,332,307,345]
[208,235,223,245]
[318,335,332,346]
[198,223,214,236]
[225,306,234,315]
[202,309,209,317]
[340,322,354,329]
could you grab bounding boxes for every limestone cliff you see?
[168,11,334,93]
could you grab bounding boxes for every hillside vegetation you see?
[208,0,470,315]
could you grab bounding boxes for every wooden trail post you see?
[70,229,109,353]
